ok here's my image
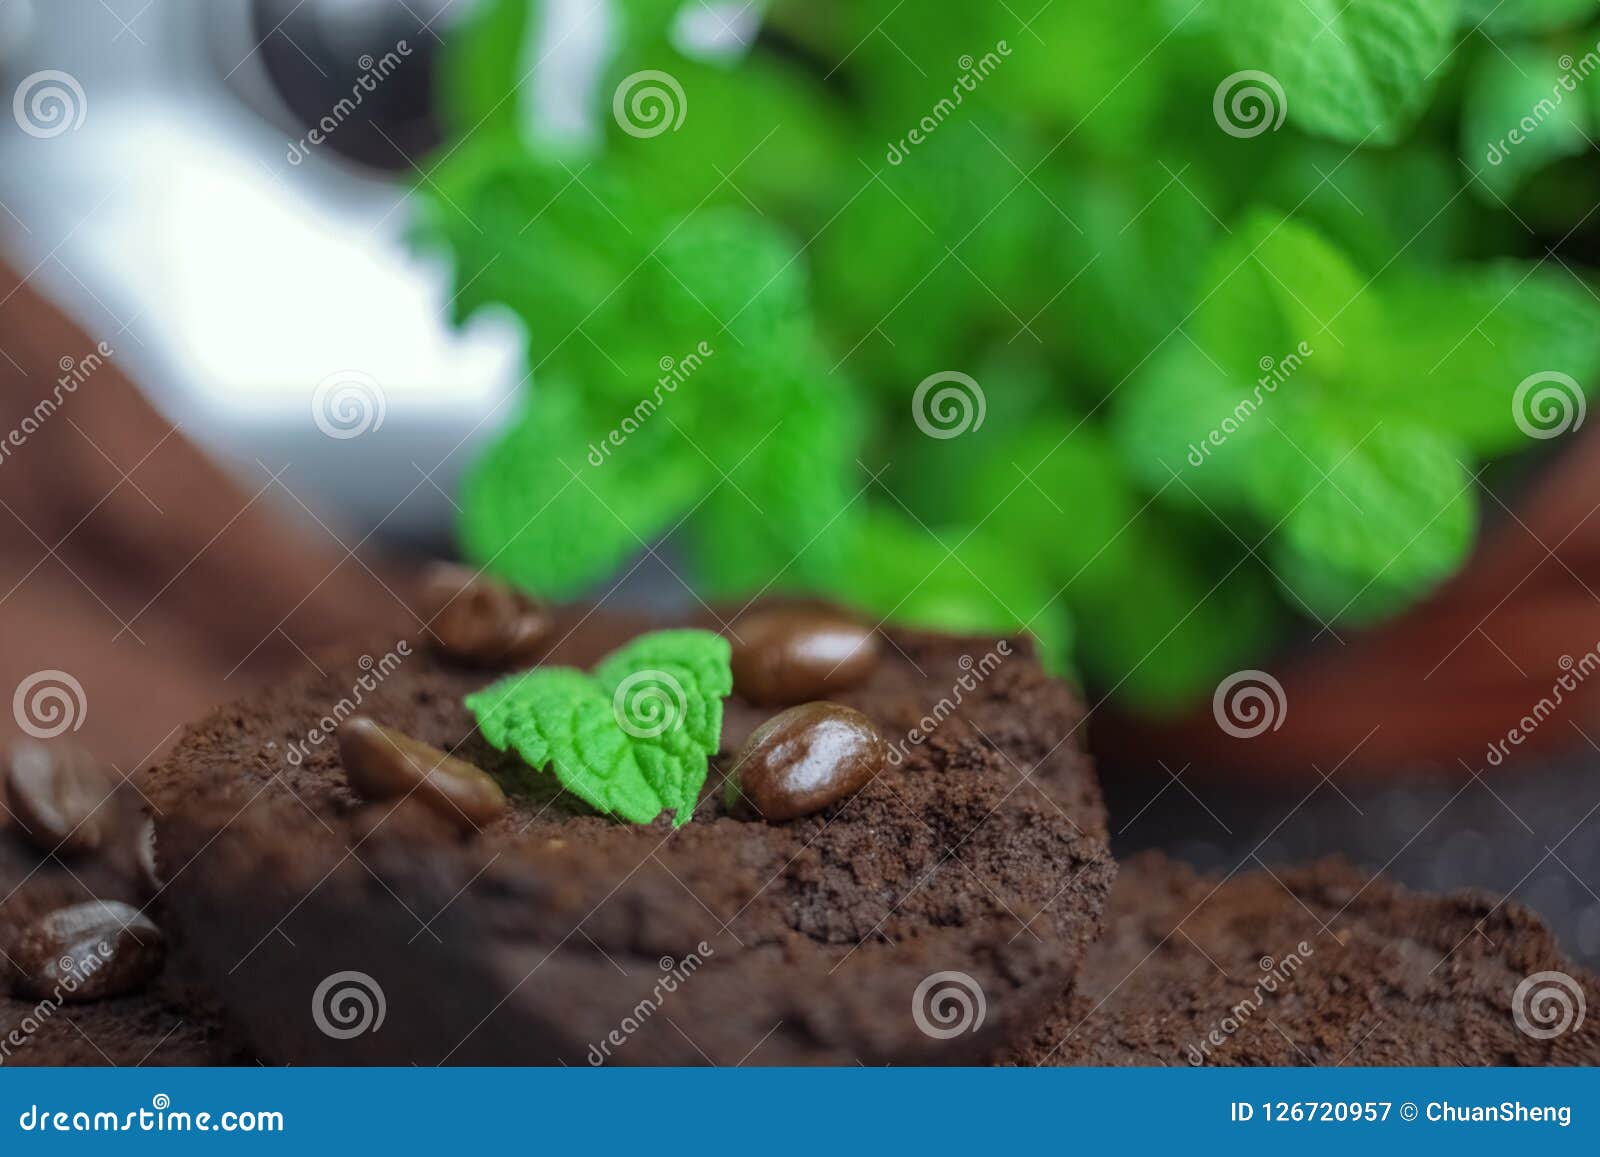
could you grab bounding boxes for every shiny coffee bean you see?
[419,563,551,666]
[730,702,886,822]
[2,740,115,856]
[338,716,506,834]
[730,608,880,706]
[11,900,165,1002]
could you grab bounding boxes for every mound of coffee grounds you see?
[144,608,1113,1065]
[1001,852,1600,1066]
[0,770,236,1066]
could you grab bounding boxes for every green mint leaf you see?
[458,382,707,598]
[415,141,653,372]
[1262,142,1467,271]
[950,419,1280,706]
[684,341,867,597]
[610,0,682,46]
[1074,541,1282,712]
[643,207,812,350]
[1113,342,1276,512]
[1462,43,1591,201]
[995,0,1175,154]
[813,120,1053,386]
[956,420,1145,591]
[1460,0,1600,31]
[1214,0,1458,144]
[820,508,1075,675]
[1191,209,1375,383]
[465,629,732,827]
[1255,416,1477,622]
[603,53,848,222]
[1042,165,1220,387]
[1348,263,1600,453]
[435,0,537,138]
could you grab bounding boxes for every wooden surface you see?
[1099,426,1600,778]
[0,267,411,770]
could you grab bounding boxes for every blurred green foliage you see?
[419,0,1600,712]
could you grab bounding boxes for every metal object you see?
[0,0,526,548]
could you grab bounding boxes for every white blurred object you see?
[0,0,528,546]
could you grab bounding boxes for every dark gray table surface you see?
[1099,752,1600,968]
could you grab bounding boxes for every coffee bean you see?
[729,702,886,821]
[136,817,163,894]
[338,716,506,834]
[10,900,165,1002]
[730,608,881,706]
[2,740,115,856]
[419,563,551,666]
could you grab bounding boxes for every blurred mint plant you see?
[415,0,1600,711]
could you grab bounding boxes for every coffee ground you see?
[0,783,234,1065]
[145,610,1114,1065]
[1001,852,1600,1066]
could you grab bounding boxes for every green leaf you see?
[1073,542,1282,711]
[457,382,707,599]
[415,140,655,393]
[1037,163,1221,387]
[1261,141,1468,270]
[435,0,538,139]
[465,629,732,826]
[1191,209,1376,382]
[819,508,1075,675]
[1462,42,1591,201]
[951,420,1281,706]
[603,53,848,223]
[1460,0,1600,31]
[958,420,1147,589]
[811,119,1051,386]
[1255,416,1477,622]
[1349,263,1600,453]
[1214,0,1458,144]
[1113,341,1285,511]
[641,207,812,350]
[685,340,867,597]
[992,0,1174,154]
